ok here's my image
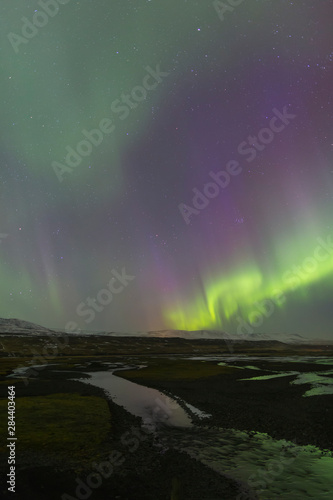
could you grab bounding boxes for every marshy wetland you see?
[1,334,333,499]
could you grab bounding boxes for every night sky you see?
[1,1,333,337]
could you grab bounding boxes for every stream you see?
[9,359,333,499]
[74,363,333,500]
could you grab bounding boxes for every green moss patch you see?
[0,357,31,377]
[0,393,111,460]
[119,359,237,381]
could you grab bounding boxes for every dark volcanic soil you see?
[123,361,333,451]
[1,336,332,500]
[0,375,250,500]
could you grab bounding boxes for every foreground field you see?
[0,334,332,499]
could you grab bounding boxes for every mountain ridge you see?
[0,317,332,344]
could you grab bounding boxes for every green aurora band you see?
[164,235,333,331]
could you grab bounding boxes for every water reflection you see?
[73,370,193,431]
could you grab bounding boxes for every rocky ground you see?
[1,336,332,499]
[121,359,333,451]
[0,365,252,500]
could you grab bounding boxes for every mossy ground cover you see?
[0,337,331,498]
[0,357,31,377]
[0,393,111,463]
[118,358,237,381]
[0,354,119,381]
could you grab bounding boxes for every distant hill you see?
[142,330,309,344]
[0,318,55,335]
[0,318,331,344]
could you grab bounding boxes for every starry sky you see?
[1,0,333,338]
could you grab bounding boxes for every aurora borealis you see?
[1,1,333,337]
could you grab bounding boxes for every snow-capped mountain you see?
[136,330,311,343]
[0,318,331,344]
[0,318,55,335]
